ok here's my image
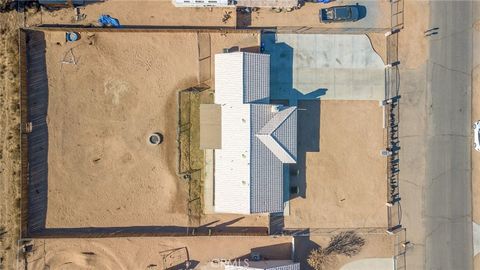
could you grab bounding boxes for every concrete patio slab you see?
[263,33,385,102]
[340,258,394,270]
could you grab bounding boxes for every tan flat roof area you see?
[286,100,387,229]
[39,30,265,229]
[200,104,222,149]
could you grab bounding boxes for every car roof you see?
[334,6,349,17]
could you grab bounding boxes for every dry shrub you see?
[307,247,336,270]
[307,231,365,270]
[325,230,365,257]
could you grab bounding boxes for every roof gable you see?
[256,107,297,163]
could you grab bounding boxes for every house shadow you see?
[293,235,321,270]
[290,99,320,199]
[232,243,293,261]
[262,33,323,200]
[236,7,252,28]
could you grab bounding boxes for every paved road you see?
[426,1,474,269]
[401,1,477,269]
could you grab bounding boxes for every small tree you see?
[325,230,365,257]
[307,231,365,270]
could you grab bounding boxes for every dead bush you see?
[307,231,365,270]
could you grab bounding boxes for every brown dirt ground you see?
[295,232,394,269]
[25,0,390,30]
[473,65,480,224]
[41,31,266,228]
[286,100,387,229]
[248,1,390,28]
[26,0,237,27]
[398,0,429,69]
[23,236,294,269]
[366,33,387,64]
[0,11,21,270]
[21,233,393,270]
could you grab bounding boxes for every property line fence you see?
[19,29,29,239]
[283,227,388,237]
[276,26,390,34]
[391,0,405,31]
[17,28,269,239]
[385,0,406,269]
[177,84,211,226]
[393,228,407,270]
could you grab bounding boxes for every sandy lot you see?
[0,11,21,270]
[37,30,264,229]
[26,0,390,31]
[24,236,294,269]
[21,232,394,270]
[286,100,387,229]
[295,232,394,269]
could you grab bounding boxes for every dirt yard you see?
[21,232,394,270]
[36,30,264,229]
[286,100,387,229]
[295,232,394,269]
[0,11,21,270]
[23,236,294,269]
[25,0,390,31]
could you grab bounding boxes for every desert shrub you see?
[325,230,365,257]
[307,231,365,270]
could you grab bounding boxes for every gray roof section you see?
[250,105,285,213]
[267,263,301,270]
[243,53,270,104]
[257,107,297,163]
[225,261,300,270]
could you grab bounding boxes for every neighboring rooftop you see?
[224,260,300,270]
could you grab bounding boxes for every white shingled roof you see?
[213,52,297,214]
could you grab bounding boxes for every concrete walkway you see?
[340,258,394,270]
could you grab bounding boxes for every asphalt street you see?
[401,1,477,269]
[426,1,474,269]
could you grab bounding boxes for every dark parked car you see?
[320,5,362,23]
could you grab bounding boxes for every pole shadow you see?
[293,235,321,270]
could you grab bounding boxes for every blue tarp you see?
[98,15,121,27]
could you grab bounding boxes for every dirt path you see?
[0,11,21,270]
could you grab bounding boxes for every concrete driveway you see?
[263,33,385,102]
[340,258,394,270]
